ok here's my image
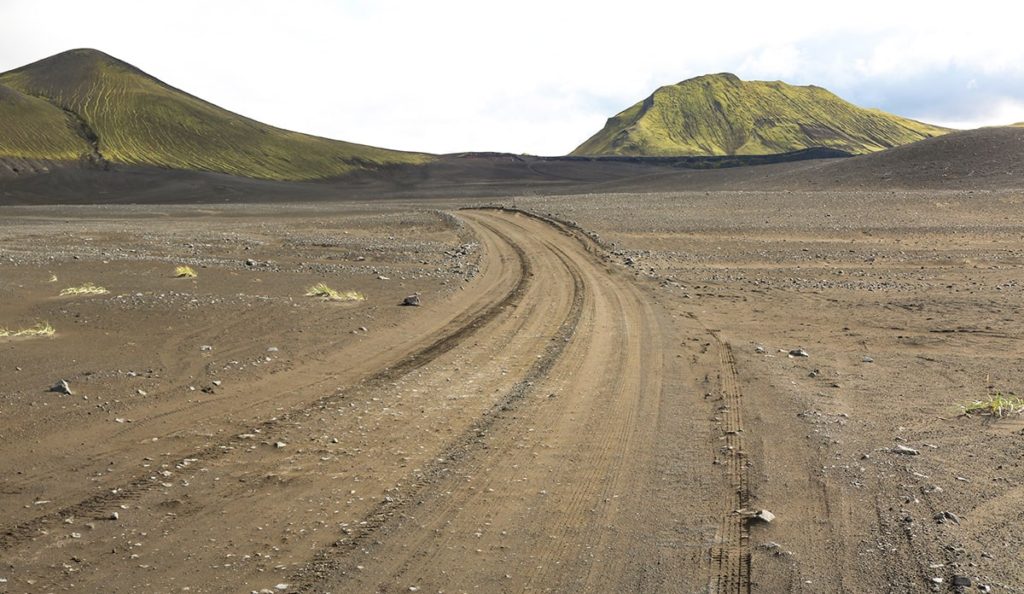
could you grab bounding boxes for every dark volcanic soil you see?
[1,128,1023,593]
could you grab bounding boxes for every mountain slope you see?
[0,82,91,162]
[0,49,429,180]
[572,73,949,157]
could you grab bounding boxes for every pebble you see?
[402,294,422,306]
[892,445,920,455]
[267,347,279,352]
[274,442,287,449]
[789,348,809,358]
[200,345,213,352]
[862,356,874,363]
[50,379,73,395]
[108,512,119,521]
[951,576,971,587]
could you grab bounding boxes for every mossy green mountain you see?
[0,49,429,180]
[572,73,949,157]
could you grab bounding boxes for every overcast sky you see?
[2,1,1023,155]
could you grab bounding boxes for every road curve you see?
[1,209,739,593]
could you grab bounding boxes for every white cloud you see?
[2,0,1024,154]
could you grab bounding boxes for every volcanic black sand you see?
[1,127,1023,593]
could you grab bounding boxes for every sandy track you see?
[293,211,726,593]
[1,209,737,592]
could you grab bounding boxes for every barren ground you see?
[1,191,1022,593]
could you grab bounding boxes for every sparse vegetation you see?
[962,393,1024,418]
[0,321,55,338]
[60,282,109,296]
[305,283,365,302]
[174,265,198,278]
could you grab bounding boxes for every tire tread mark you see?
[287,214,587,591]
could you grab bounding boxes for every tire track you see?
[0,216,531,553]
[707,331,752,594]
[287,214,587,591]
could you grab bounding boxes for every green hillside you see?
[0,82,90,161]
[572,73,949,157]
[0,49,430,180]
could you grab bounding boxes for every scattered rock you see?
[951,576,971,587]
[402,294,421,307]
[108,512,119,521]
[274,442,287,449]
[274,585,289,592]
[934,510,961,525]
[754,344,766,353]
[212,380,222,387]
[200,345,213,352]
[750,509,775,523]
[930,576,943,584]
[266,346,279,352]
[892,444,920,455]
[862,356,874,363]
[789,348,809,358]
[50,379,73,395]
[245,259,257,267]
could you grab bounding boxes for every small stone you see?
[862,356,874,363]
[212,380,222,387]
[108,512,119,521]
[951,576,971,587]
[892,445,920,455]
[70,532,81,539]
[934,510,961,525]
[752,510,775,523]
[789,348,809,358]
[274,585,289,592]
[359,326,368,332]
[267,347,279,352]
[754,344,766,353]
[274,442,287,449]
[200,345,213,352]
[50,379,73,395]
[930,576,943,584]
[402,294,421,306]
[245,259,257,267]
[136,389,147,396]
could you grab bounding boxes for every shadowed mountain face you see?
[0,49,429,180]
[572,73,950,157]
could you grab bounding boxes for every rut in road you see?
[707,332,753,594]
[288,217,586,589]
[297,210,723,593]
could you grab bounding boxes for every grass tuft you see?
[60,282,109,296]
[0,321,56,338]
[174,265,197,278]
[305,283,365,302]
[962,393,1024,418]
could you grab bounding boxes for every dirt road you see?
[1,209,753,593]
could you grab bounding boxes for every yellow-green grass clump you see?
[0,321,55,337]
[174,265,198,278]
[572,73,950,157]
[60,282,109,296]
[962,393,1024,418]
[305,283,365,302]
[0,49,432,180]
